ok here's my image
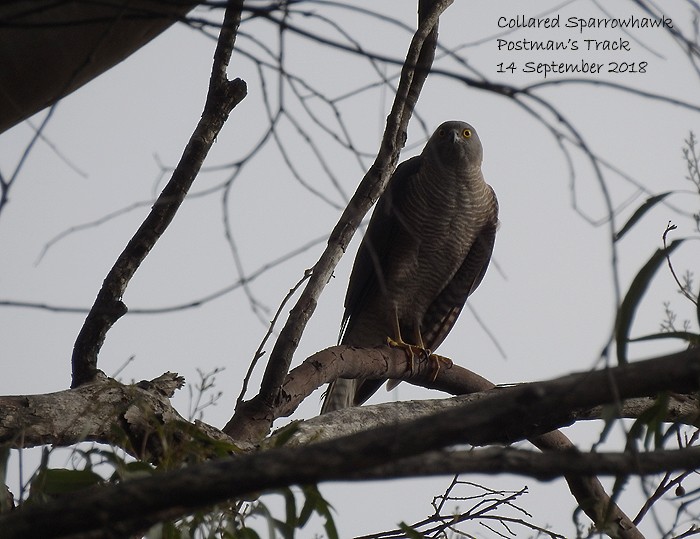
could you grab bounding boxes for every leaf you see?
[628,331,700,345]
[299,485,337,539]
[299,485,325,526]
[271,518,295,539]
[248,500,277,539]
[0,446,10,513]
[177,421,243,456]
[323,512,339,539]
[615,239,684,364]
[398,522,425,538]
[270,421,301,448]
[31,468,103,497]
[298,487,315,527]
[629,393,670,451]
[614,192,673,242]
[592,404,619,450]
[235,528,261,539]
[110,460,155,482]
[145,523,165,539]
[158,521,181,539]
[282,486,298,532]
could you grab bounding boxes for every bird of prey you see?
[321,120,499,413]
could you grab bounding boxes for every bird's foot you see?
[427,353,453,382]
[386,336,433,375]
[386,336,452,381]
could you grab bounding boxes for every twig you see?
[663,221,698,305]
[236,269,312,408]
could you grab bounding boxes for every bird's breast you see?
[387,174,493,318]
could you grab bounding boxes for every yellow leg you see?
[386,311,432,376]
[386,310,417,374]
[386,311,452,382]
[410,324,452,381]
[427,353,453,381]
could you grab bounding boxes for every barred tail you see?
[321,378,357,414]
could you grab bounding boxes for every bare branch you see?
[70,2,247,387]
[0,371,236,460]
[351,445,700,481]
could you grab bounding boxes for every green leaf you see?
[281,486,298,532]
[270,421,302,448]
[323,514,339,539]
[177,421,243,456]
[159,521,183,539]
[628,331,700,345]
[248,500,277,539]
[0,446,9,487]
[629,393,670,451]
[299,485,337,539]
[614,192,673,242]
[398,522,425,538]
[111,460,155,482]
[298,485,317,527]
[615,239,684,364]
[31,468,103,496]
[592,404,619,450]
[145,522,165,539]
[235,528,261,539]
[0,446,10,513]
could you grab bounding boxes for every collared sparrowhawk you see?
[321,120,499,413]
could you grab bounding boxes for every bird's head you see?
[425,120,483,173]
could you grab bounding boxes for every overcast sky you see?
[2,0,700,536]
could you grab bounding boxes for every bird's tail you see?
[320,378,356,414]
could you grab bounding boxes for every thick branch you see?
[352,446,700,481]
[279,347,700,447]
[2,349,698,537]
[266,345,700,539]
[227,343,700,443]
[0,372,235,461]
[70,2,247,388]
[277,390,699,448]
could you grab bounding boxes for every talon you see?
[428,353,453,382]
[387,312,443,379]
[387,335,419,374]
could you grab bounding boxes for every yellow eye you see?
[462,128,472,138]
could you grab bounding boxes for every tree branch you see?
[349,445,700,481]
[2,348,698,538]
[277,389,700,448]
[70,1,247,388]
[0,372,235,460]
[269,345,700,539]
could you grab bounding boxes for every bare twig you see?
[236,269,312,408]
[663,221,699,305]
